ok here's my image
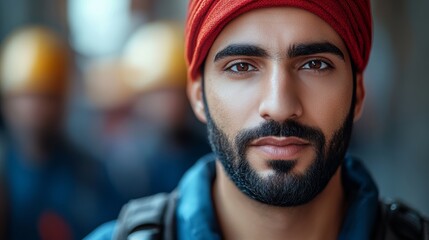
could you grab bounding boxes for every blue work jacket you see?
[86,153,379,240]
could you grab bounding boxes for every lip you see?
[250,136,310,147]
[249,137,310,159]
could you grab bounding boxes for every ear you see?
[187,75,207,123]
[353,73,366,122]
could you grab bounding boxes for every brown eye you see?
[309,60,321,69]
[301,60,330,70]
[228,62,256,73]
[237,63,249,71]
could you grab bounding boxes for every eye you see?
[301,60,332,71]
[227,62,257,73]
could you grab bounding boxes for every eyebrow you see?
[213,42,345,63]
[214,44,269,62]
[288,42,344,60]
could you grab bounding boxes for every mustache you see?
[235,120,326,150]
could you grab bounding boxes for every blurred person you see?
[83,58,143,198]
[0,26,122,240]
[83,22,210,199]
[123,22,210,196]
[87,1,428,240]
[122,21,190,134]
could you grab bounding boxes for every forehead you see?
[207,7,349,61]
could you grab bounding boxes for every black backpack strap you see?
[375,200,429,240]
[113,191,177,240]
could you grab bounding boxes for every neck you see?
[213,161,346,240]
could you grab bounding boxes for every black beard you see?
[203,95,354,207]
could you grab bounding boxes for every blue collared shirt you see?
[86,153,379,240]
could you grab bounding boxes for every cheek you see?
[300,76,353,142]
[205,77,261,139]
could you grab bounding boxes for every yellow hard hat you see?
[0,26,69,95]
[122,22,187,93]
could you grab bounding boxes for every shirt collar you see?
[339,155,379,240]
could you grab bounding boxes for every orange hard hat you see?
[122,22,187,93]
[0,26,69,95]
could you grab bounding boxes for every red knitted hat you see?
[185,0,372,81]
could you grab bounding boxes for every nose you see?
[258,67,303,122]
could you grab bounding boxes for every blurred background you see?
[0,0,428,239]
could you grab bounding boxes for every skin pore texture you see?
[188,7,365,240]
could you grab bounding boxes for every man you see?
[0,26,123,240]
[87,1,428,240]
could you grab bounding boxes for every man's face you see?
[3,93,65,144]
[189,7,365,206]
